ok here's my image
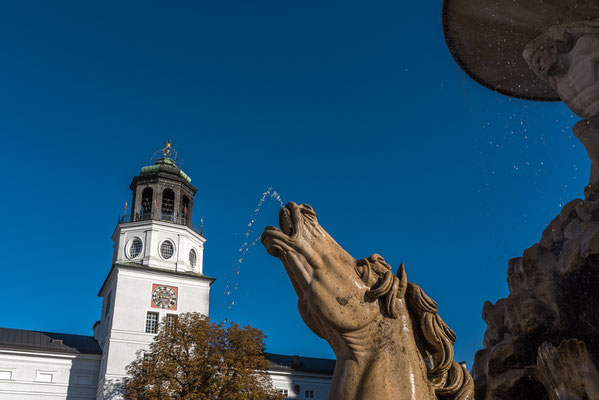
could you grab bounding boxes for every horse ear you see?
[397,263,407,280]
[397,263,407,297]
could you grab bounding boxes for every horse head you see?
[261,202,473,400]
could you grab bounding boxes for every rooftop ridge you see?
[0,327,102,355]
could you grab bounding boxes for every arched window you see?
[161,189,175,220]
[141,188,153,218]
[181,195,190,225]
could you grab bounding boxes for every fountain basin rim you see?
[442,0,599,101]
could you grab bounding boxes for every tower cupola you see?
[130,156,196,229]
[111,143,205,274]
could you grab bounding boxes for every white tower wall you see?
[95,263,212,399]
[112,220,205,274]
[96,194,213,399]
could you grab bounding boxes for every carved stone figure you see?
[470,191,599,399]
[523,19,599,120]
[443,1,599,188]
[443,3,599,398]
[261,202,474,400]
[523,18,599,187]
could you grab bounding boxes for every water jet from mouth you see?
[215,186,285,317]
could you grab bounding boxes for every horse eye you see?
[302,207,316,218]
[355,266,365,278]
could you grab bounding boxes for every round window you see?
[160,240,175,259]
[189,248,197,267]
[128,238,143,259]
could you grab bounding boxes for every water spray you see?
[216,187,284,320]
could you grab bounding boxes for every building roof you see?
[140,157,192,184]
[265,352,335,374]
[0,327,334,373]
[0,328,102,355]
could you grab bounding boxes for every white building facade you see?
[0,155,333,400]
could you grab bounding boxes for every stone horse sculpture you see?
[261,202,473,400]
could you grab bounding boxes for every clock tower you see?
[93,146,214,399]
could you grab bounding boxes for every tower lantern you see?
[128,141,196,229]
[130,156,196,228]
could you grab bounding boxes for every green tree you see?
[123,312,285,400]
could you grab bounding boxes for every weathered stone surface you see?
[527,339,599,400]
[484,368,547,400]
[481,300,507,348]
[261,202,474,400]
[473,192,599,399]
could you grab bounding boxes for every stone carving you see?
[523,18,599,186]
[527,339,599,400]
[442,0,599,102]
[443,3,599,398]
[471,193,599,399]
[261,202,474,400]
[523,19,599,120]
[444,2,599,186]
[474,24,599,388]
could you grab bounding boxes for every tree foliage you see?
[123,312,285,400]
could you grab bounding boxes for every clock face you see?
[152,285,177,309]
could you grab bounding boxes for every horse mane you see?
[356,254,473,400]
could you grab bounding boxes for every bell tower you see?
[93,143,215,399]
[130,157,195,230]
[111,154,205,274]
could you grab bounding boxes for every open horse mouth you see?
[279,206,295,236]
[263,204,297,237]
[261,203,301,257]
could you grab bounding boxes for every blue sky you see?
[0,1,585,367]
